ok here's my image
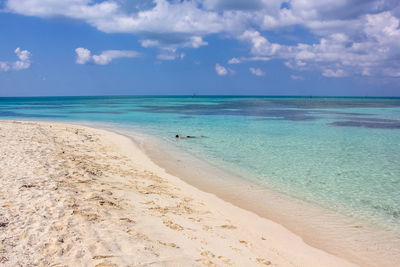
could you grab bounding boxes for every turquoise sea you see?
[1,96,400,236]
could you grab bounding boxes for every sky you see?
[0,0,400,97]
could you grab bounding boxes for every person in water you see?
[175,134,203,139]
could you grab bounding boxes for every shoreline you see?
[93,122,400,267]
[0,120,356,266]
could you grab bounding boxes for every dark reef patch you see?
[69,111,125,114]
[331,120,400,129]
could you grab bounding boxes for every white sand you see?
[0,120,356,266]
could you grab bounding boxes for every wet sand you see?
[0,120,355,266]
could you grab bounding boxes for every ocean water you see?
[1,96,400,235]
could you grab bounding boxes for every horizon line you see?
[1,94,400,99]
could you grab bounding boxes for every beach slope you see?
[0,120,355,266]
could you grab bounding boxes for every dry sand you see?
[0,120,356,266]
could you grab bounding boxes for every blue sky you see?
[0,0,399,96]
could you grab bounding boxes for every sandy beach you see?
[0,120,356,266]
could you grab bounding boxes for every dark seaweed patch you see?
[331,120,400,129]
[69,111,125,114]
[134,103,321,121]
[335,117,400,123]
[311,110,374,116]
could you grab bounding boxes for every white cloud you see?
[75,47,92,64]
[157,52,185,61]
[140,35,208,50]
[249,67,264,76]
[228,56,270,64]
[4,0,400,79]
[239,11,400,78]
[153,46,186,61]
[322,69,347,78]
[5,0,223,51]
[239,30,281,56]
[228,57,241,64]
[291,75,304,80]
[215,63,228,76]
[203,0,264,11]
[75,47,139,65]
[92,50,139,65]
[0,48,32,72]
[0,62,10,72]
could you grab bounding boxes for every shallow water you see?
[1,96,400,235]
